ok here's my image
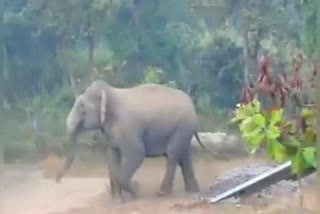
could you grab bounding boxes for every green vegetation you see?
[0,0,317,163]
[231,99,316,176]
[230,0,319,177]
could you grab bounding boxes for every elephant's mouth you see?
[99,126,105,133]
[72,119,85,134]
[77,119,84,132]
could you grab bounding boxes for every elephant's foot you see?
[110,194,126,204]
[185,183,200,193]
[110,180,140,201]
[156,191,167,197]
[131,180,140,195]
[157,183,174,197]
[156,188,172,197]
[123,180,140,199]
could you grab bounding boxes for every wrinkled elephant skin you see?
[56,80,228,202]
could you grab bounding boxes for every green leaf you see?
[304,116,314,126]
[286,136,302,147]
[234,105,256,120]
[301,108,314,118]
[302,147,316,168]
[304,127,316,144]
[266,125,280,140]
[233,108,247,121]
[252,113,266,127]
[282,121,295,133]
[252,98,261,113]
[229,116,240,124]
[269,108,283,125]
[291,150,306,176]
[267,140,287,163]
[246,127,264,147]
[239,117,256,133]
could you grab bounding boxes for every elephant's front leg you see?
[107,147,124,202]
[107,146,141,202]
[109,177,121,198]
[116,139,145,198]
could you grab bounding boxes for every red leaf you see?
[278,72,290,93]
[290,49,304,74]
[239,86,255,104]
[310,60,319,89]
[279,87,286,107]
[301,118,307,132]
[258,75,273,93]
[258,55,271,76]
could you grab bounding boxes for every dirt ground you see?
[2,155,317,214]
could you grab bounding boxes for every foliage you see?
[141,66,164,84]
[0,0,310,159]
[230,50,318,176]
[193,36,243,108]
[299,0,316,58]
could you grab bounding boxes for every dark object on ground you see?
[200,161,315,204]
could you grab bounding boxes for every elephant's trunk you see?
[55,110,81,183]
[55,132,78,183]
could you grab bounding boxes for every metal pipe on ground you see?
[201,161,316,204]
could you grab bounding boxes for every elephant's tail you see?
[194,132,229,161]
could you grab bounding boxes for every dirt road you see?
[1,156,316,214]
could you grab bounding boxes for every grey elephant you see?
[55,80,228,202]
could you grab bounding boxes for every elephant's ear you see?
[100,89,107,125]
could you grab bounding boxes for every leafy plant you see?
[231,50,317,176]
[141,66,165,84]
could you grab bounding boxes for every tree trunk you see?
[316,0,320,209]
[132,0,143,73]
[87,13,95,67]
[58,44,79,99]
[0,0,4,166]
[88,34,94,66]
[242,9,263,105]
[32,107,48,160]
[0,1,4,110]
[242,9,260,86]
[68,68,79,98]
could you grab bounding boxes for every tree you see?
[0,0,4,109]
[314,0,320,209]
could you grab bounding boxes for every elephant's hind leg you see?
[178,150,200,193]
[158,131,190,197]
[157,156,178,197]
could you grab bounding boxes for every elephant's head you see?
[55,80,110,183]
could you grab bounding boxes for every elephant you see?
[55,79,228,202]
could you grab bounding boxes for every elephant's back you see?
[129,84,195,113]
[130,83,194,108]
[119,84,198,127]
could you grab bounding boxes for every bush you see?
[230,51,317,176]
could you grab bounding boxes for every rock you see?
[191,132,228,147]
[206,164,275,197]
[191,132,246,155]
[204,164,316,203]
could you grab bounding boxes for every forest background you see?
[0,0,317,162]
